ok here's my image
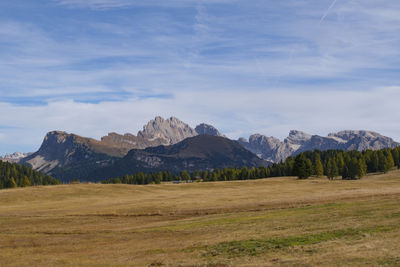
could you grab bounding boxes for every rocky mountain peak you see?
[242,129,399,163]
[195,123,224,137]
[44,131,71,144]
[238,137,248,143]
[138,116,197,144]
[330,130,381,140]
[285,130,312,145]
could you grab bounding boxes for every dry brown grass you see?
[1,171,400,266]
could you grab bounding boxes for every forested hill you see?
[101,147,400,185]
[0,161,59,189]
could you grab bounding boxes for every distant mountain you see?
[20,131,121,180]
[195,123,225,137]
[101,116,198,151]
[239,130,399,162]
[0,152,32,163]
[89,135,268,180]
[100,116,227,151]
[21,117,224,179]
[18,115,399,179]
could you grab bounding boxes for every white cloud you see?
[1,0,400,153]
[1,86,400,154]
[56,0,134,9]
[56,0,234,10]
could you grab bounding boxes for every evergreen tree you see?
[392,148,400,168]
[293,154,313,179]
[378,150,387,173]
[239,166,249,180]
[326,158,338,180]
[180,170,191,180]
[314,156,324,177]
[10,177,17,188]
[336,154,345,174]
[384,150,395,173]
[343,158,366,180]
[357,159,367,178]
[21,176,31,187]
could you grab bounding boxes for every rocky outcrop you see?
[138,116,197,144]
[238,134,284,162]
[239,130,399,163]
[101,116,199,151]
[195,123,225,137]
[0,152,32,163]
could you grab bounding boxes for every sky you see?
[1,0,400,154]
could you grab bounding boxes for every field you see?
[1,171,400,266]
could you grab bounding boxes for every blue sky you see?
[1,0,400,154]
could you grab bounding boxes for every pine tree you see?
[384,150,395,173]
[336,154,345,174]
[314,157,324,177]
[239,166,249,180]
[10,177,17,188]
[21,176,31,187]
[326,158,338,180]
[342,158,366,180]
[357,159,367,179]
[180,170,191,180]
[378,150,387,173]
[293,154,313,179]
[392,148,400,168]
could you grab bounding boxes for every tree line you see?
[101,147,400,185]
[0,160,60,189]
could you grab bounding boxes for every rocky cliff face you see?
[101,116,200,151]
[239,130,399,162]
[138,116,197,144]
[20,131,119,177]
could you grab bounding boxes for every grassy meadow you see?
[1,170,400,266]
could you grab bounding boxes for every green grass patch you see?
[142,203,349,233]
[293,202,346,211]
[204,225,396,257]
[386,212,400,218]
[378,257,400,266]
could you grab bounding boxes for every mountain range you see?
[19,117,231,180]
[239,130,399,162]
[2,116,399,181]
[89,135,266,181]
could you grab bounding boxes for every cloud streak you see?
[319,0,339,24]
[1,0,400,153]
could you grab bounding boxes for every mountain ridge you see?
[238,130,399,162]
[14,116,400,180]
[89,135,268,180]
[20,117,226,178]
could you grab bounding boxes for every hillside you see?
[90,135,268,180]
[0,160,59,189]
[1,170,400,266]
[21,131,120,181]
